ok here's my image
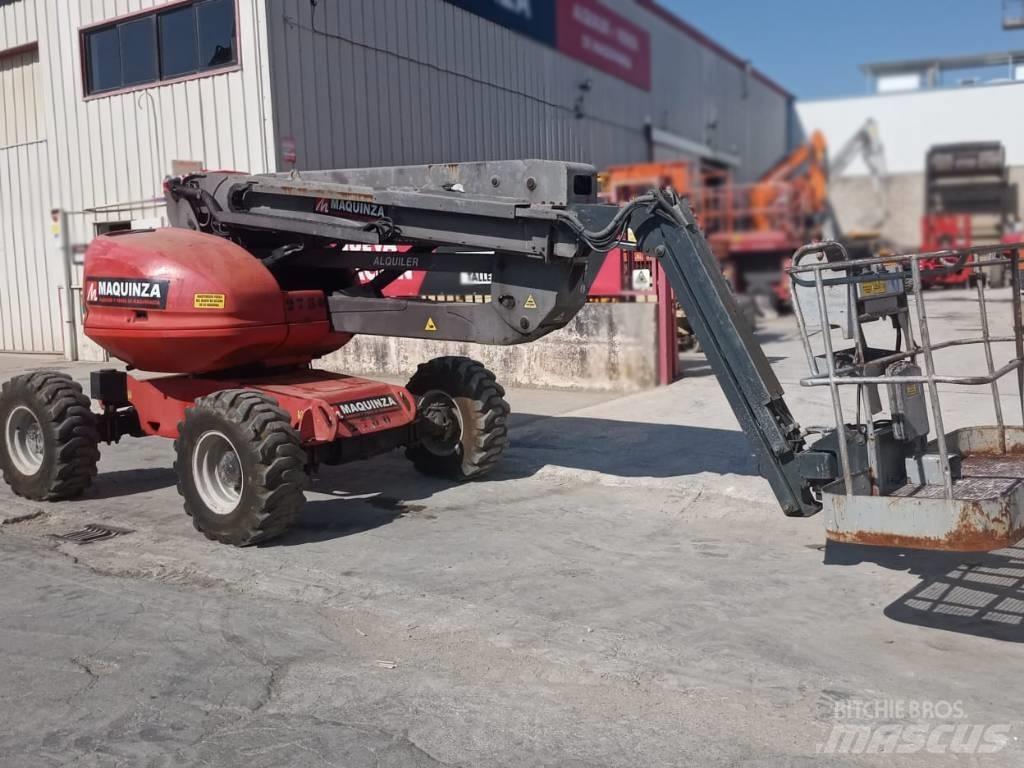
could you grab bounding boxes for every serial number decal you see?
[337,395,400,418]
[314,197,387,219]
[193,293,226,309]
[85,277,170,310]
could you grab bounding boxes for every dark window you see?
[120,17,157,86]
[158,5,199,79]
[94,221,132,236]
[83,0,238,96]
[86,26,121,93]
[197,0,236,70]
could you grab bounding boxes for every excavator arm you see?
[750,131,829,232]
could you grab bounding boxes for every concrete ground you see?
[1,289,1023,767]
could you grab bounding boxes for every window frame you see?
[79,0,240,101]
[118,15,159,88]
[156,4,203,81]
[0,43,43,149]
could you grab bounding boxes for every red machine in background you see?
[919,142,1014,288]
[595,121,886,312]
[703,131,830,310]
[920,214,974,287]
[922,214,972,253]
[591,161,709,300]
[1002,228,1024,285]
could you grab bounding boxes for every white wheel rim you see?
[5,405,44,475]
[192,430,244,515]
[418,389,464,457]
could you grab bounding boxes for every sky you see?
[664,0,1024,100]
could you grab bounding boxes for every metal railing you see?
[701,181,815,241]
[787,241,1024,501]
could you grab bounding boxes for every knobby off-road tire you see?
[405,356,510,480]
[0,371,100,500]
[174,390,307,546]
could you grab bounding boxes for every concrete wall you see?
[319,302,658,391]
[829,172,924,248]
[828,167,1024,249]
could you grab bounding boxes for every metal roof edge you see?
[634,0,793,100]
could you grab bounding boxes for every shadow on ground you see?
[87,467,179,499]
[80,412,756,546]
[825,541,1024,643]
[274,414,756,544]
[503,414,755,478]
[279,492,426,545]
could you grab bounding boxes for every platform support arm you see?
[632,198,821,517]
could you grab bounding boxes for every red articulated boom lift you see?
[1,160,1023,551]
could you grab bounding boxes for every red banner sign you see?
[556,0,651,91]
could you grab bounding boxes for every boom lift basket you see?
[790,242,1024,549]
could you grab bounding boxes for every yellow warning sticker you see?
[424,317,437,331]
[859,280,887,297]
[523,294,538,309]
[193,293,225,309]
[905,383,920,397]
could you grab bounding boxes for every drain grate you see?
[52,524,133,545]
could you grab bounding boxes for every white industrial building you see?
[1,0,275,359]
[0,0,794,359]
[798,52,1024,247]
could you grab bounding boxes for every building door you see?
[0,45,61,354]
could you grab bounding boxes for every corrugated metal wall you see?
[0,0,276,356]
[0,7,56,353]
[264,0,792,181]
[0,136,51,353]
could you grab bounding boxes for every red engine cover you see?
[83,229,351,373]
